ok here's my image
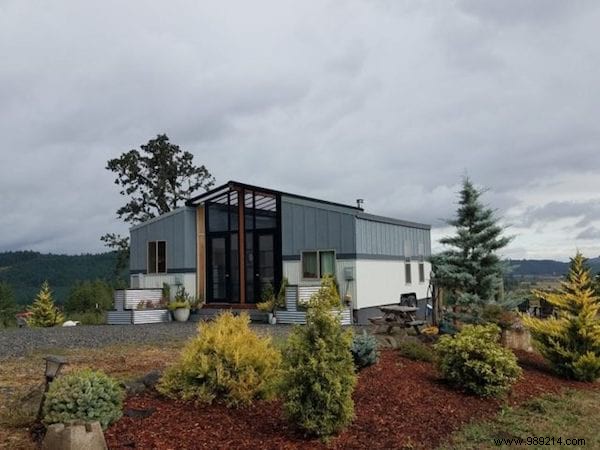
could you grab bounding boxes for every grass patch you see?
[441,389,600,449]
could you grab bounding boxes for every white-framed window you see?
[405,261,412,284]
[418,262,425,283]
[301,250,336,280]
[148,241,167,274]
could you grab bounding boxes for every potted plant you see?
[257,283,277,324]
[257,278,288,325]
[168,286,191,322]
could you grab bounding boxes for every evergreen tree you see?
[431,178,512,323]
[28,281,64,327]
[105,134,215,225]
[0,282,17,327]
[280,281,356,437]
[523,252,600,381]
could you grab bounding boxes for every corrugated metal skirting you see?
[278,285,352,325]
[108,289,170,325]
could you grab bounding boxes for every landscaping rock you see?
[501,324,533,352]
[42,421,107,450]
[122,380,146,395]
[140,370,161,389]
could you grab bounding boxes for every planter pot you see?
[268,313,277,325]
[173,308,190,322]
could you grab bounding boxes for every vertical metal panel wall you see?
[280,196,356,259]
[129,207,197,273]
[355,216,431,259]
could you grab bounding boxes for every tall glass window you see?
[319,251,335,277]
[147,241,166,274]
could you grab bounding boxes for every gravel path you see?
[0,323,295,359]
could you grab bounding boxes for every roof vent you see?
[356,199,364,209]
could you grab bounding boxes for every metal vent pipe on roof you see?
[356,199,364,209]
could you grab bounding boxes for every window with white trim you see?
[405,261,412,284]
[148,241,167,274]
[302,250,335,279]
[418,262,425,283]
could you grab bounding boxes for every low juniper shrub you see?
[43,369,124,429]
[350,331,379,369]
[157,312,281,407]
[434,324,522,397]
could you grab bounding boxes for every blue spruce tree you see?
[431,178,512,323]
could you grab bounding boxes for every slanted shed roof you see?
[186,180,431,230]
[185,180,364,212]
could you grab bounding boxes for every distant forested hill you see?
[508,257,600,277]
[0,251,122,306]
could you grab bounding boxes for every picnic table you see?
[369,305,425,334]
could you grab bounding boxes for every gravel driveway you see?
[0,322,295,359]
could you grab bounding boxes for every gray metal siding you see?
[129,207,197,272]
[281,197,356,257]
[355,218,431,259]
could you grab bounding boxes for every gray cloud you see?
[520,200,600,228]
[1,0,600,258]
[577,227,600,241]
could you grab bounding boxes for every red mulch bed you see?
[105,350,598,450]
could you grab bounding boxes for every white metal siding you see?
[283,259,357,309]
[114,289,164,310]
[128,274,197,300]
[354,259,431,309]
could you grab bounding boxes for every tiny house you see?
[128,181,432,324]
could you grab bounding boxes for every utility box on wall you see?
[343,267,355,281]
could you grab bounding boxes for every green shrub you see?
[67,311,106,325]
[167,286,196,311]
[350,331,379,369]
[257,278,289,313]
[280,298,356,437]
[398,340,436,363]
[64,280,113,313]
[43,369,124,429]
[482,304,516,330]
[0,282,17,328]
[523,253,600,381]
[434,324,521,397]
[157,312,281,406]
[299,274,341,310]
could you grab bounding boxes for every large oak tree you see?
[102,134,215,276]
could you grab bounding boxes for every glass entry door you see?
[207,233,239,303]
[245,231,275,303]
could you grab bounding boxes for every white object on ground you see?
[62,320,81,327]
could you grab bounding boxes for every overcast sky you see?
[1,0,599,261]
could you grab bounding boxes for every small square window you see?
[302,251,318,279]
[405,262,412,284]
[302,250,336,280]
